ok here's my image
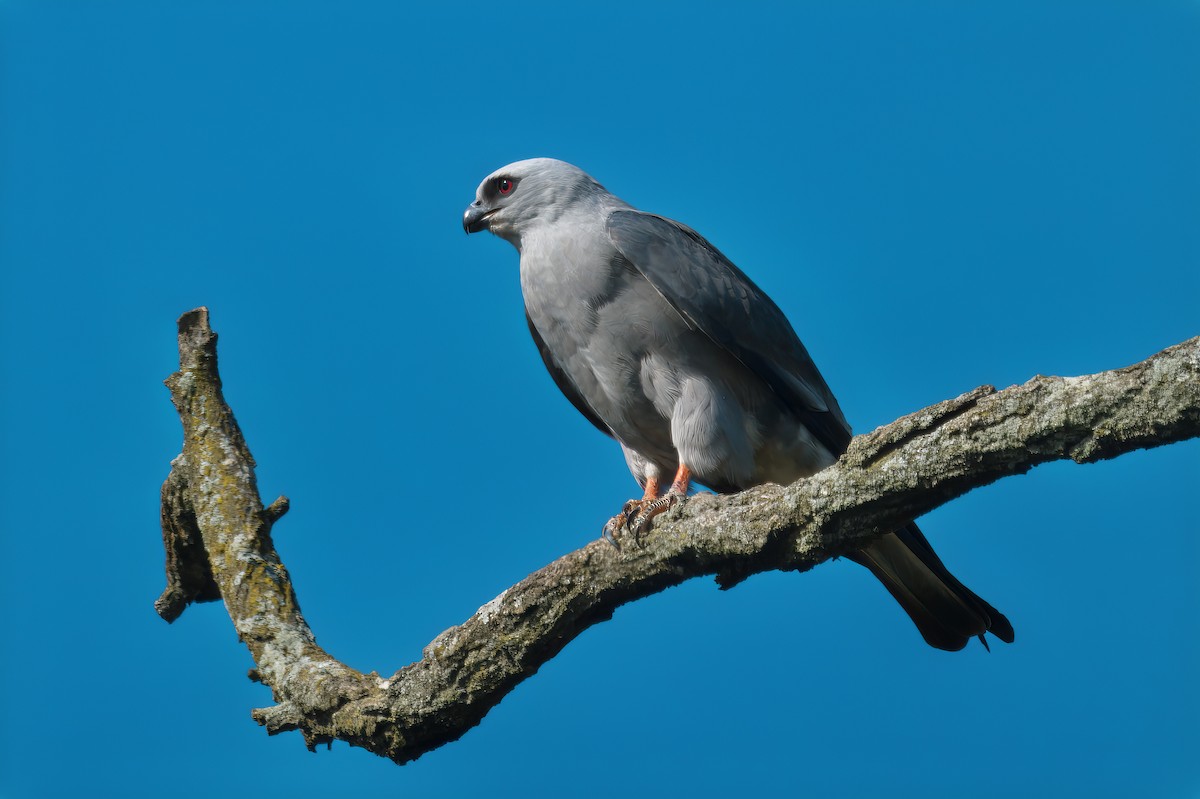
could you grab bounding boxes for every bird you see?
[463,157,1013,651]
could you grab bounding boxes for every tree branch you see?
[157,307,1200,764]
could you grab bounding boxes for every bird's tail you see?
[846,523,1014,651]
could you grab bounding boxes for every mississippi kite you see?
[464,158,1013,651]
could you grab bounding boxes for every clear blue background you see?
[1,2,1197,797]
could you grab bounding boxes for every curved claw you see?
[601,499,644,550]
[601,516,624,550]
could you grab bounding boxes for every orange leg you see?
[601,465,691,548]
[640,476,662,503]
[630,464,691,533]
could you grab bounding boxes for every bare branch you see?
[158,307,1200,764]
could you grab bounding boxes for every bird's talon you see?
[602,497,655,549]
[601,517,624,550]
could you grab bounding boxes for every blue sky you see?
[1,2,1197,797]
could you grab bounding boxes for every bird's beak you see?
[463,202,494,234]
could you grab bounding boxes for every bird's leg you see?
[602,476,661,549]
[628,464,691,537]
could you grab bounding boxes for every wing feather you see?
[525,312,614,439]
[606,209,852,454]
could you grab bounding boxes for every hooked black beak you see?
[463,202,495,234]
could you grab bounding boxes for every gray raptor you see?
[464,157,1013,651]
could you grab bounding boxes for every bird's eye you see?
[496,178,515,196]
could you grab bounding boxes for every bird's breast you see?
[519,231,688,458]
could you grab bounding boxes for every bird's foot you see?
[600,491,685,549]
[602,499,644,550]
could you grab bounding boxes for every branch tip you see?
[263,496,291,526]
[176,306,210,333]
[253,703,303,733]
[175,306,218,372]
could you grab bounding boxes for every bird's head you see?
[463,158,607,247]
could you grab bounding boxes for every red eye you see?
[497,178,514,195]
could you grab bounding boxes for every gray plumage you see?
[464,158,1012,651]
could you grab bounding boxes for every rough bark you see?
[157,307,1200,764]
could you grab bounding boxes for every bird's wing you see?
[525,312,614,439]
[606,209,852,455]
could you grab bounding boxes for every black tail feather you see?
[846,523,1014,651]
